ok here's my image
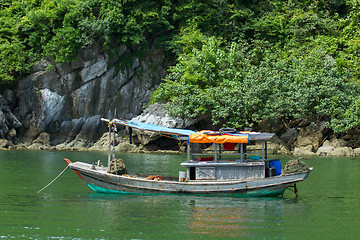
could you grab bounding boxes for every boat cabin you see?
[179,132,277,181]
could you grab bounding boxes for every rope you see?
[37,164,69,193]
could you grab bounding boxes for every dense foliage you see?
[152,0,360,133]
[0,0,175,82]
[1,0,360,132]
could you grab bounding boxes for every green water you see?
[1,150,360,239]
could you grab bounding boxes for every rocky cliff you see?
[0,43,171,149]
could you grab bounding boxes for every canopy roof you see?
[103,118,274,144]
[110,119,198,136]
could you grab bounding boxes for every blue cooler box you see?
[269,160,282,176]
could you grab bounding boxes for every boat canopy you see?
[103,118,274,144]
[189,131,248,144]
[109,119,197,136]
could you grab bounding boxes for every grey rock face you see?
[15,43,171,144]
[80,56,108,83]
[132,103,197,129]
[130,103,197,145]
[78,115,105,141]
[0,110,8,137]
[40,89,65,132]
[18,87,46,141]
[2,109,22,129]
[280,128,298,146]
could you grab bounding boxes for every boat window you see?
[189,167,196,180]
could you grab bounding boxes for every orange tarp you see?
[189,133,248,144]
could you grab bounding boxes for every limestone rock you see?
[8,128,17,139]
[0,138,12,149]
[329,147,353,157]
[33,132,51,145]
[352,148,360,157]
[80,56,107,83]
[316,140,335,156]
[315,138,354,156]
[2,108,22,129]
[116,142,141,152]
[89,132,141,152]
[31,59,52,72]
[280,128,298,145]
[16,42,171,146]
[0,110,8,137]
[329,138,347,148]
[90,132,121,151]
[40,89,65,133]
[56,118,86,144]
[18,87,46,141]
[27,142,50,150]
[268,136,291,155]
[55,137,93,151]
[130,103,197,145]
[257,117,285,134]
[132,103,196,129]
[77,115,105,141]
[2,89,16,110]
[294,121,328,153]
[293,147,316,156]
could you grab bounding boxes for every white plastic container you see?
[179,171,186,182]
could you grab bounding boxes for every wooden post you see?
[214,143,218,162]
[265,141,268,160]
[187,142,191,162]
[112,109,117,160]
[240,143,243,161]
[107,111,111,169]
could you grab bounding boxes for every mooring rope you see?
[37,164,69,193]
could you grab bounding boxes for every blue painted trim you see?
[87,184,285,197]
[88,184,150,195]
[88,184,125,194]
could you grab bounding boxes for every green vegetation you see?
[0,0,174,82]
[152,0,360,133]
[1,0,360,132]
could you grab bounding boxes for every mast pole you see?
[112,109,117,160]
[214,143,218,162]
[107,110,112,168]
[187,142,191,162]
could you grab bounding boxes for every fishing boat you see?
[64,118,313,197]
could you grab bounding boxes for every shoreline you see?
[2,136,360,158]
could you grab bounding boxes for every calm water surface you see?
[0,150,359,239]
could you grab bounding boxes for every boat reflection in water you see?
[186,197,286,238]
[188,200,250,237]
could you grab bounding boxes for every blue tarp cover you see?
[110,119,273,143]
[112,119,197,136]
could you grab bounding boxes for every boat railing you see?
[187,142,268,163]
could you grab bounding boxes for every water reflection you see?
[187,198,250,237]
[185,197,287,238]
[86,192,289,239]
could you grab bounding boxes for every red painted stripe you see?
[64,158,72,165]
[63,158,85,180]
[74,170,85,180]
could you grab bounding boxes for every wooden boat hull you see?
[65,160,312,197]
